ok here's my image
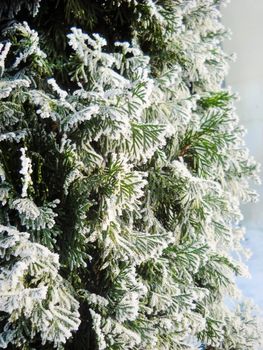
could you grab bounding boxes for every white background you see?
[222,0,263,308]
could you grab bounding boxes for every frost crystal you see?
[0,1,262,349]
[12,22,46,68]
[0,225,80,348]
[0,42,11,76]
[19,147,33,198]
[47,78,68,100]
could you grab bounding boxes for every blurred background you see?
[222,0,263,308]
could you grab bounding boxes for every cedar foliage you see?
[0,1,262,349]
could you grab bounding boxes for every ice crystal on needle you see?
[0,0,262,349]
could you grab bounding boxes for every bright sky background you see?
[222,0,263,308]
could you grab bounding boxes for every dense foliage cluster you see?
[0,0,262,349]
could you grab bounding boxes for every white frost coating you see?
[0,79,30,99]
[32,0,42,17]
[0,164,5,182]
[146,0,165,24]
[12,22,46,68]
[67,29,114,72]
[30,90,52,119]
[89,309,107,350]
[80,291,109,308]
[0,2,261,348]
[67,27,91,59]
[16,199,60,231]
[64,169,83,195]
[12,197,40,219]
[0,42,11,76]
[0,286,48,314]
[103,317,141,348]
[100,155,147,234]
[0,225,80,348]
[47,78,68,100]
[60,24,262,349]
[0,185,10,206]
[19,148,33,198]
[0,129,28,143]
[63,104,100,131]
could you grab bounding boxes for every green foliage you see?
[0,1,262,349]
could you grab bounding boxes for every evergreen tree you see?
[0,0,262,349]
